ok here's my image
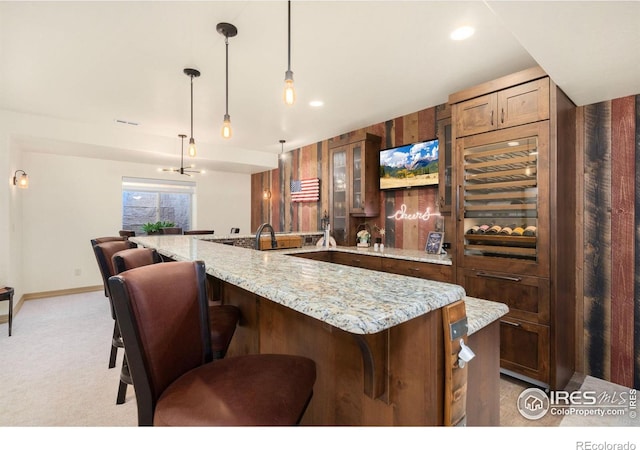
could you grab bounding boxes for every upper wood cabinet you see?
[453,74,550,138]
[436,103,453,213]
[329,132,381,245]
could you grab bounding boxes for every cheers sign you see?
[387,204,439,221]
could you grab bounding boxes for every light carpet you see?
[0,291,137,426]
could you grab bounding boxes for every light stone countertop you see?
[284,245,453,265]
[130,235,507,335]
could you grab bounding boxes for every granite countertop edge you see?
[131,235,507,335]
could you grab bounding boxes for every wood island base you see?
[216,277,500,426]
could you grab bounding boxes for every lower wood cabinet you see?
[459,267,552,386]
[331,252,382,271]
[381,258,453,283]
[458,269,549,324]
[292,251,452,283]
[499,317,549,383]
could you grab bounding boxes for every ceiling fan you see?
[162,134,202,176]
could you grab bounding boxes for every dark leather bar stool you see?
[0,287,14,336]
[109,260,316,426]
[119,230,136,238]
[184,230,214,235]
[91,236,127,246]
[111,247,163,404]
[91,239,137,370]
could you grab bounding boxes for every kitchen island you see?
[130,235,508,425]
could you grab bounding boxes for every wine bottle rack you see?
[461,136,539,261]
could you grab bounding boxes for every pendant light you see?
[183,68,200,156]
[217,22,237,139]
[279,139,286,160]
[162,134,201,176]
[283,1,295,105]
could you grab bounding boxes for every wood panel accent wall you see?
[578,94,639,389]
[252,92,640,389]
[251,106,443,250]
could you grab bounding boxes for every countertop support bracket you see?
[353,331,389,403]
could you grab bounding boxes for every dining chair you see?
[108,260,316,426]
[159,227,182,235]
[184,230,214,235]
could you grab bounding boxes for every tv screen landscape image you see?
[379,139,439,190]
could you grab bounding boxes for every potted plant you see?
[142,221,175,235]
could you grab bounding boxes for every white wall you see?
[1,108,253,303]
[20,151,250,294]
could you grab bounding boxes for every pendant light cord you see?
[225,36,229,116]
[180,135,185,170]
[287,0,291,72]
[190,75,194,140]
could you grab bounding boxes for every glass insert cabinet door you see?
[460,133,542,265]
[331,149,347,244]
[351,144,362,210]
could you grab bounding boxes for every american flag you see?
[290,178,320,202]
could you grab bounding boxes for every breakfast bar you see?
[131,234,508,426]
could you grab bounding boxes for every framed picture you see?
[426,231,444,254]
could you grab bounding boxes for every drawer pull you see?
[477,272,522,282]
[501,319,521,328]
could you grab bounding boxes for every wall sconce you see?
[263,189,271,200]
[13,170,29,189]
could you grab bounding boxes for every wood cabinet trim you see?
[448,66,547,105]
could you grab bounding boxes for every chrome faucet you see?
[255,223,277,250]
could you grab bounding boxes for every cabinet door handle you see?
[477,271,522,282]
[456,185,462,222]
[501,319,521,328]
[501,108,505,124]
[490,110,494,126]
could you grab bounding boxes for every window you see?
[122,177,195,234]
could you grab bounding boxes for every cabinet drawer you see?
[500,318,549,385]
[458,268,549,324]
[331,252,382,271]
[381,258,453,283]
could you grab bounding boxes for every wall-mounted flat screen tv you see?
[379,139,439,190]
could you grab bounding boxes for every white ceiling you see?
[1,1,639,174]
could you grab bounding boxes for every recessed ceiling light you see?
[450,26,475,41]
[309,100,324,107]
